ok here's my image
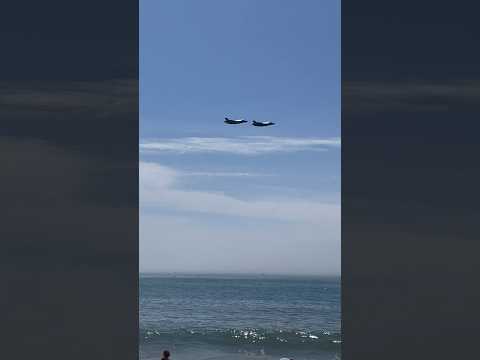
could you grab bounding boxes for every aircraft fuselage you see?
[252,121,275,127]
[224,117,247,124]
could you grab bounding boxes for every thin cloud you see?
[344,80,480,113]
[182,171,273,177]
[140,161,340,224]
[140,136,341,155]
[0,79,137,115]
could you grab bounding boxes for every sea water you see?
[140,274,341,360]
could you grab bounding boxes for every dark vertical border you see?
[343,1,480,359]
[0,1,138,359]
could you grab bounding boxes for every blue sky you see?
[140,0,340,275]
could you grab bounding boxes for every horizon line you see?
[139,271,341,278]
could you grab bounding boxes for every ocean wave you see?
[140,327,341,350]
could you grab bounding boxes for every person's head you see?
[162,350,170,359]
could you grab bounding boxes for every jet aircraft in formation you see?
[252,120,275,127]
[224,117,247,124]
[224,117,275,127]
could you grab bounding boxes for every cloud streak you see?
[181,171,273,177]
[140,136,341,155]
[140,161,340,224]
[0,79,137,114]
[343,80,480,113]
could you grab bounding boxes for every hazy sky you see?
[140,0,340,275]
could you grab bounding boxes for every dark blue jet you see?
[224,117,247,125]
[252,120,275,127]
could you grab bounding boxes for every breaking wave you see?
[140,327,341,351]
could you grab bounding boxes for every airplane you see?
[224,117,247,125]
[252,120,275,127]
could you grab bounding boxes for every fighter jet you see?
[252,120,275,127]
[224,117,247,125]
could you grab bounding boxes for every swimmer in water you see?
[161,350,170,360]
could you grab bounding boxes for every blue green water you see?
[140,274,341,360]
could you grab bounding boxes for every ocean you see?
[140,274,341,360]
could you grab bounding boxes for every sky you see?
[140,0,340,275]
